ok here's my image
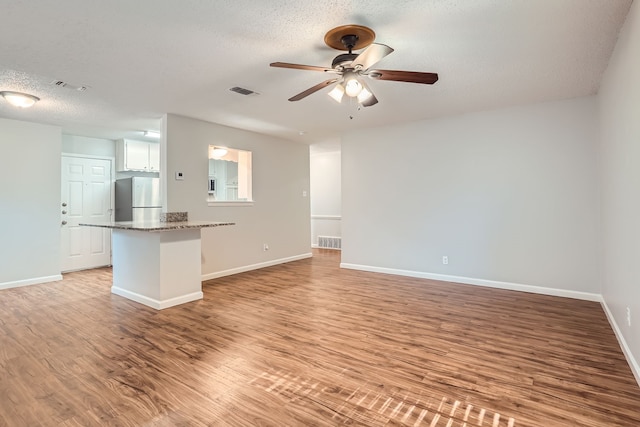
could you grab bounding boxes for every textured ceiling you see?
[0,0,633,144]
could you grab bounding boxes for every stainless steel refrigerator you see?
[115,177,162,222]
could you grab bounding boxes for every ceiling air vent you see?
[229,86,258,96]
[50,80,89,91]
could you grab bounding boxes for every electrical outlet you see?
[627,307,631,327]
[442,256,449,265]
[263,243,269,251]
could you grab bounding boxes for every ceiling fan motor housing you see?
[332,53,358,69]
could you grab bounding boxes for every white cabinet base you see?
[111,228,203,309]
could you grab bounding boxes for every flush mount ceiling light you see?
[0,91,40,108]
[209,146,228,159]
[143,130,161,139]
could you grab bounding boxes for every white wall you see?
[342,97,600,297]
[62,134,115,158]
[598,0,640,382]
[310,148,341,246]
[163,114,311,278]
[0,118,62,288]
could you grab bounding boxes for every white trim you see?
[600,299,640,386]
[207,201,254,207]
[0,274,63,290]
[311,244,341,250]
[311,215,342,220]
[61,152,115,161]
[111,286,203,310]
[339,263,602,301]
[202,253,313,281]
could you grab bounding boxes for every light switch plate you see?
[175,171,184,180]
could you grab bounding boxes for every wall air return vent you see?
[317,236,342,250]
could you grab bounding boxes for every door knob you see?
[62,202,67,207]
[61,220,68,225]
[62,210,67,214]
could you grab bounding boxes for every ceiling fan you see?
[270,24,438,107]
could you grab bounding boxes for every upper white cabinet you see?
[148,143,160,171]
[116,139,160,172]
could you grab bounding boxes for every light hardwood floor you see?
[1,250,639,426]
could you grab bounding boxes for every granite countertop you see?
[80,220,235,232]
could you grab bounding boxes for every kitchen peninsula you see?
[81,217,234,310]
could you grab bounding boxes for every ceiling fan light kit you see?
[343,71,363,97]
[328,83,345,103]
[270,24,438,108]
[357,85,374,104]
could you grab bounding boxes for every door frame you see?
[61,152,116,269]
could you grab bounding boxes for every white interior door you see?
[61,156,113,272]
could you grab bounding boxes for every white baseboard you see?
[0,274,63,290]
[600,299,640,386]
[311,244,341,250]
[111,286,203,310]
[202,253,313,281]
[311,215,341,220]
[340,263,601,301]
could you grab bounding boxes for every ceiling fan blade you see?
[270,62,337,73]
[288,78,339,101]
[352,43,394,71]
[367,69,439,84]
